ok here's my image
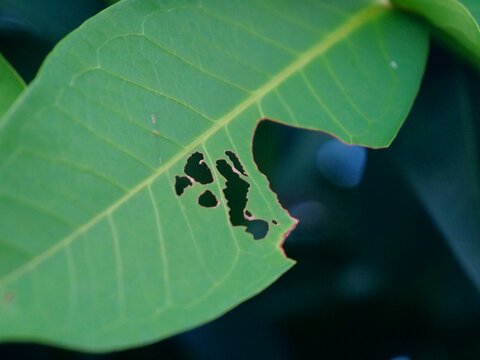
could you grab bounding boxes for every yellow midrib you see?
[0,4,388,288]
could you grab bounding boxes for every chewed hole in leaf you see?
[246,219,269,240]
[198,190,218,208]
[272,220,278,225]
[184,151,214,184]
[175,175,193,196]
[225,150,248,176]
[216,159,268,240]
[216,159,249,226]
[174,151,268,239]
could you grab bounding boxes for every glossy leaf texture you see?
[0,54,25,119]
[392,51,480,291]
[392,0,480,67]
[0,0,428,351]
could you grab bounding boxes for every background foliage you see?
[1,0,480,359]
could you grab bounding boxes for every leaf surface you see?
[0,0,428,351]
[0,54,26,120]
[392,0,480,67]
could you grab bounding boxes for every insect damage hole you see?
[216,159,269,240]
[246,220,269,240]
[184,151,214,184]
[175,175,193,196]
[225,150,248,176]
[198,190,219,208]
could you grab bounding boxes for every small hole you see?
[225,150,248,176]
[246,219,269,240]
[245,210,252,217]
[272,220,278,225]
[174,175,193,196]
[184,151,214,184]
[198,190,219,208]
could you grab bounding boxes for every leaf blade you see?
[0,0,428,351]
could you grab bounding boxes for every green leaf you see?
[0,0,428,351]
[392,52,480,291]
[392,0,480,67]
[0,54,26,120]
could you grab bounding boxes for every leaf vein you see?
[0,5,387,289]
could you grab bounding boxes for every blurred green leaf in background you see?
[393,52,480,292]
[0,53,24,119]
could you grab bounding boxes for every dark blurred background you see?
[1,1,480,359]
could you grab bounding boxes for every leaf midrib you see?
[0,4,388,289]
